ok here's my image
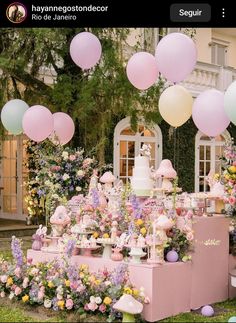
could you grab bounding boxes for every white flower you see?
[57,293,63,300]
[62,151,69,160]
[44,299,52,308]
[77,170,84,177]
[95,297,102,304]
[9,292,14,300]
[52,194,59,199]
[0,291,5,298]
[62,174,70,181]
[45,180,51,186]
[76,186,82,192]
[56,285,63,294]
[90,296,96,303]
[55,183,61,189]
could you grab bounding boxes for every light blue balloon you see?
[224,81,236,126]
[1,99,29,135]
[228,317,236,322]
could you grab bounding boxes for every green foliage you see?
[0,28,164,165]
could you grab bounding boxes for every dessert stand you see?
[97,238,116,259]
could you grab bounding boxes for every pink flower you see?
[66,298,74,310]
[186,232,194,241]
[14,267,21,278]
[23,277,29,288]
[84,304,90,311]
[69,155,76,161]
[38,290,45,300]
[77,285,86,293]
[11,284,16,291]
[70,281,79,290]
[88,302,98,311]
[233,161,236,166]
[27,257,33,264]
[0,275,7,283]
[99,304,106,313]
[14,286,22,296]
[229,196,236,206]
[0,291,5,298]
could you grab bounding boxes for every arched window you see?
[113,117,162,183]
[195,130,230,192]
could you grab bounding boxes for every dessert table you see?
[27,214,231,322]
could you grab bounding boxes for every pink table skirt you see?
[27,215,231,322]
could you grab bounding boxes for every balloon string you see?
[176,127,179,172]
[173,128,176,169]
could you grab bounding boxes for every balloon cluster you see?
[126,32,197,127]
[1,101,75,145]
[1,31,102,143]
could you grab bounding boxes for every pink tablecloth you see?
[27,214,230,322]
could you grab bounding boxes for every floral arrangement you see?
[24,140,96,219]
[221,138,236,216]
[0,237,148,322]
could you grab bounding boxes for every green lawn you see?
[1,242,236,322]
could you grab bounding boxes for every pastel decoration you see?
[1,99,29,135]
[159,85,193,127]
[22,105,53,142]
[224,81,236,125]
[201,305,214,317]
[155,32,197,83]
[166,250,179,262]
[50,112,75,145]
[192,89,230,137]
[126,52,159,90]
[70,31,102,69]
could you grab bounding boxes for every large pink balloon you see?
[155,33,197,83]
[22,105,53,142]
[192,89,230,137]
[50,112,75,145]
[70,32,102,70]
[126,52,158,90]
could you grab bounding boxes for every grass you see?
[1,241,236,322]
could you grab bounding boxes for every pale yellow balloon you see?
[159,85,193,127]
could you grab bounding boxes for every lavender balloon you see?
[70,32,102,70]
[192,89,230,137]
[126,52,159,90]
[155,32,197,83]
[201,305,214,317]
[166,250,178,262]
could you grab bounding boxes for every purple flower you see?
[130,195,142,219]
[11,236,23,267]
[110,264,128,286]
[65,239,76,258]
[91,189,99,208]
[67,264,79,282]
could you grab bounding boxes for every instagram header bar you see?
[0,1,233,27]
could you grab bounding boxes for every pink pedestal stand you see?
[27,214,230,322]
[190,215,230,309]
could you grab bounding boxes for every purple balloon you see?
[192,89,230,137]
[50,112,75,145]
[126,52,159,90]
[70,32,102,70]
[22,105,53,142]
[166,250,178,262]
[155,33,197,83]
[201,305,214,317]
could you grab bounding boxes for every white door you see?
[0,135,27,220]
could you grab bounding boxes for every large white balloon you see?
[224,81,236,125]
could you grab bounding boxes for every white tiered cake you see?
[131,155,154,196]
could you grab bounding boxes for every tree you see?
[0,28,163,164]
